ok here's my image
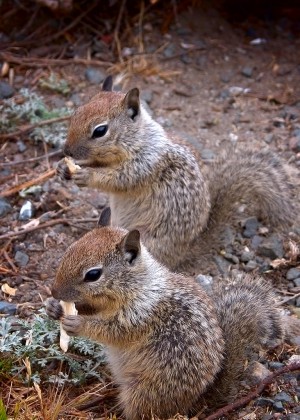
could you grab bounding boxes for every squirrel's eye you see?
[92,124,108,139]
[84,268,102,282]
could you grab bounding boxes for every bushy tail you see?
[207,148,296,229]
[178,149,296,274]
[204,273,285,405]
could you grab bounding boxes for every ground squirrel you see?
[46,207,291,420]
[57,76,296,274]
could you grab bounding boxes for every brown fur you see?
[57,83,296,275]
[47,223,286,419]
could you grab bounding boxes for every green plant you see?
[0,310,106,386]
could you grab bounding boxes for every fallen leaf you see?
[1,283,17,296]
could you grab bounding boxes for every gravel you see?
[0,198,12,218]
[14,251,29,267]
[84,68,106,85]
[0,81,14,99]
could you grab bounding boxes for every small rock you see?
[287,415,300,420]
[0,301,17,315]
[251,235,263,249]
[163,44,176,58]
[244,260,257,272]
[19,200,35,220]
[274,391,293,403]
[195,274,213,291]
[223,252,239,264]
[220,71,232,83]
[0,81,14,99]
[201,149,215,161]
[0,197,12,218]
[254,397,274,407]
[240,251,255,262]
[241,66,253,77]
[287,268,300,280]
[287,354,300,365]
[214,255,231,276]
[247,361,271,385]
[293,277,300,287]
[243,217,259,238]
[17,140,27,153]
[273,401,284,412]
[14,251,29,267]
[84,68,106,85]
[296,296,300,307]
[269,361,284,369]
[264,133,274,144]
[221,226,235,247]
[257,234,284,259]
[292,128,300,138]
[261,415,273,420]
[180,54,193,65]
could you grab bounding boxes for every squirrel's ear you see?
[102,76,113,92]
[120,230,141,265]
[124,88,140,121]
[98,207,111,227]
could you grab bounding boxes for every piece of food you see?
[60,301,77,352]
[64,157,81,174]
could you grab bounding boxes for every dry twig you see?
[0,168,56,198]
[0,149,62,167]
[205,362,300,420]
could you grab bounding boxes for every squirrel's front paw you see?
[46,298,63,320]
[56,159,72,180]
[72,168,92,187]
[61,315,84,336]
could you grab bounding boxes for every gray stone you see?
[163,44,175,58]
[19,200,35,221]
[17,140,27,153]
[247,361,271,385]
[15,251,29,267]
[273,401,284,412]
[220,71,232,83]
[254,397,274,407]
[287,268,300,280]
[213,255,231,276]
[0,301,17,315]
[84,68,106,85]
[243,217,259,238]
[257,235,284,259]
[201,149,215,161]
[223,253,239,264]
[251,235,262,249]
[195,274,213,291]
[262,415,273,420]
[296,296,300,307]
[241,66,253,77]
[287,415,300,420]
[289,136,300,153]
[221,227,235,247]
[292,128,300,138]
[274,391,293,403]
[269,361,284,369]
[0,81,14,99]
[265,133,274,144]
[240,251,254,262]
[0,197,12,218]
[180,54,193,65]
[293,277,300,287]
[244,260,257,272]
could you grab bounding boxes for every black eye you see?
[84,268,102,282]
[92,124,108,139]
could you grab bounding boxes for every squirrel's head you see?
[51,207,144,311]
[64,76,143,165]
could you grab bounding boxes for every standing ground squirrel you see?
[57,76,296,274]
[46,208,297,420]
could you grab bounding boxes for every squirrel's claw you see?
[45,297,63,320]
[72,168,91,187]
[56,159,72,180]
[61,315,83,336]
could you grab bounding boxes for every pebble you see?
[274,391,293,403]
[251,235,262,249]
[240,251,254,262]
[273,401,284,412]
[247,361,271,385]
[163,44,176,58]
[223,252,239,264]
[241,66,254,77]
[141,90,153,104]
[296,296,300,307]
[19,200,35,220]
[264,133,274,144]
[84,68,106,85]
[201,149,215,161]
[0,301,17,315]
[180,54,193,65]
[17,140,27,153]
[0,197,12,218]
[254,397,274,407]
[289,137,300,153]
[287,415,300,420]
[293,277,300,287]
[292,128,300,138]
[243,217,259,238]
[269,361,284,369]
[195,274,213,291]
[287,268,300,280]
[220,71,232,83]
[0,81,14,99]
[14,251,29,267]
[244,260,257,272]
[214,255,231,276]
[257,234,284,259]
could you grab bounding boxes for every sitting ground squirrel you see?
[46,208,297,420]
[57,76,296,274]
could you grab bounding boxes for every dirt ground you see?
[1,2,300,419]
